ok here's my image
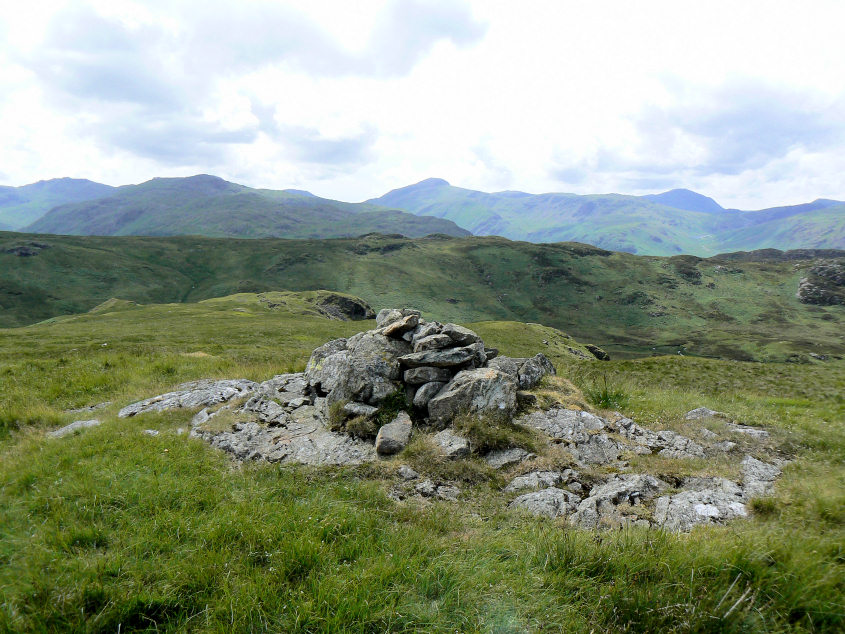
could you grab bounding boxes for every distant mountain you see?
[0,178,115,229]
[642,188,724,214]
[368,179,844,255]
[25,175,470,239]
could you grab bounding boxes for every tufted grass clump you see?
[583,374,630,410]
[452,411,540,454]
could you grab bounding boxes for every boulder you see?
[509,487,581,518]
[585,344,610,361]
[383,314,420,338]
[518,354,556,389]
[376,309,404,328]
[399,343,485,369]
[441,323,481,345]
[375,411,413,455]
[413,334,453,352]
[413,381,446,408]
[404,366,453,385]
[427,368,518,422]
[433,429,471,458]
[484,447,535,469]
[486,356,524,379]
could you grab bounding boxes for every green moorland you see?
[0,294,843,631]
[2,231,843,362]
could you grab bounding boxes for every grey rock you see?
[570,474,668,529]
[193,415,376,466]
[415,479,460,501]
[441,323,481,345]
[433,429,471,458]
[118,379,257,418]
[344,401,378,418]
[397,465,419,480]
[684,407,728,420]
[304,340,348,385]
[48,419,102,438]
[243,396,288,424]
[427,368,518,422]
[518,354,556,389]
[516,391,538,408]
[728,424,770,439]
[504,470,573,493]
[399,344,483,369]
[143,429,160,437]
[257,373,307,398]
[413,333,454,352]
[66,401,111,414]
[742,455,781,498]
[413,381,446,408]
[700,428,719,440]
[654,479,747,531]
[656,430,706,459]
[509,487,581,518]
[519,408,605,442]
[375,411,413,455]
[711,440,738,453]
[404,366,453,385]
[383,313,419,338]
[486,356,525,380]
[376,308,404,328]
[411,321,443,347]
[484,347,499,361]
[485,447,535,469]
[569,433,626,465]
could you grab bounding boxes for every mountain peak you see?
[643,189,724,214]
[413,178,450,188]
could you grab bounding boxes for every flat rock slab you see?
[485,447,535,469]
[48,419,102,438]
[118,379,257,417]
[504,470,574,493]
[510,487,581,518]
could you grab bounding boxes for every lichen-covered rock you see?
[441,323,481,345]
[742,455,781,498]
[504,470,575,493]
[509,487,581,518]
[399,343,485,369]
[403,366,453,385]
[118,379,258,417]
[433,429,471,458]
[375,411,413,455]
[485,447,535,469]
[427,367,517,422]
[519,408,605,442]
[654,478,747,531]
[570,474,667,529]
[517,354,556,389]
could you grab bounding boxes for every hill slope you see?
[0,178,115,229]
[24,175,470,239]
[368,179,845,255]
[2,231,841,361]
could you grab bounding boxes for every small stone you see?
[413,334,454,352]
[383,314,420,338]
[375,411,413,455]
[344,401,378,418]
[143,429,160,437]
[484,347,499,360]
[728,424,770,439]
[397,465,419,480]
[433,429,471,458]
[742,455,781,498]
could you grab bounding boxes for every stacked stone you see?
[304,308,556,449]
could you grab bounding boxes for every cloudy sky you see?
[1,0,844,208]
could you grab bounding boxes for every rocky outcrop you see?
[48,419,102,438]
[797,259,845,305]
[118,379,257,417]
[510,487,581,518]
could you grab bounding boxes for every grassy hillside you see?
[0,299,842,631]
[0,177,115,229]
[369,179,845,255]
[2,231,842,361]
[24,175,470,240]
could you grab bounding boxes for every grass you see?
[2,232,842,363]
[583,374,631,410]
[0,297,843,631]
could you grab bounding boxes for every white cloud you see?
[0,0,843,209]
